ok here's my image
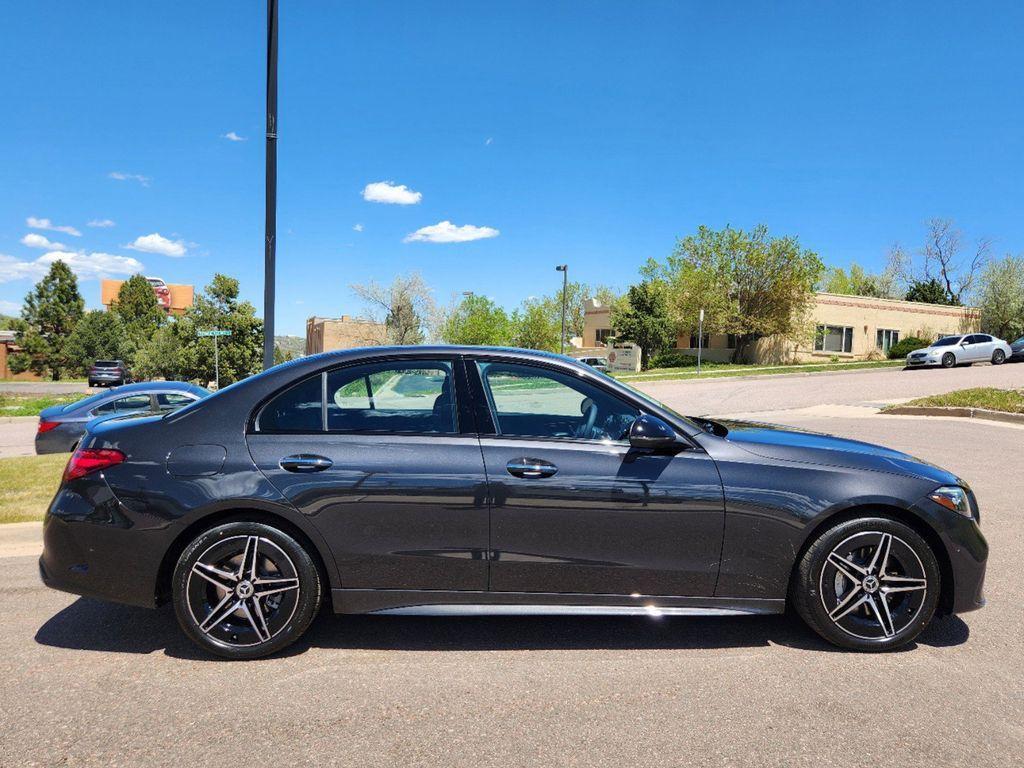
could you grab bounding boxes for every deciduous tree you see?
[351,272,434,345]
[977,255,1024,341]
[609,280,675,369]
[440,294,514,346]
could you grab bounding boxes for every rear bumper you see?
[39,483,166,608]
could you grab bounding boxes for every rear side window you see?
[257,375,323,432]
[157,393,195,410]
[93,394,151,415]
[326,361,456,434]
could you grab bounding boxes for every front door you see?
[247,357,489,591]
[469,359,725,597]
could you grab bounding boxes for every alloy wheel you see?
[992,350,1005,365]
[818,531,928,641]
[941,352,955,368]
[185,535,301,648]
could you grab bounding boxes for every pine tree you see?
[11,261,84,380]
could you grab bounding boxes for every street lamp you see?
[555,264,568,354]
[263,0,279,371]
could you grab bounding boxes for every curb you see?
[628,365,904,386]
[882,405,1024,425]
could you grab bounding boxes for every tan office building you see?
[581,292,980,364]
[305,315,387,355]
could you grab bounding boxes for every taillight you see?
[63,448,126,482]
[38,420,59,434]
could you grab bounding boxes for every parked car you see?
[35,381,209,454]
[904,334,1011,368]
[1009,335,1024,362]
[147,276,172,311]
[40,346,986,659]
[88,360,132,387]
[578,356,609,372]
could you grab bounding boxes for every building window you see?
[595,328,613,344]
[726,334,739,349]
[689,332,710,349]
[814,324,854,353]
[876,328,900,353]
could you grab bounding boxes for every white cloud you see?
[88,219,116,228]
[353,223,364,232]
[125,233,187,257]
[26,217,81,237]
[109,171,151,186]
[0,250,143,284]
[21,233,68,251]
[0,299,21,315]
[362,181,422,205]
[403,220,500,244]
[223,131,246,142]
[485,137,494,145]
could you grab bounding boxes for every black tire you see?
[941,352,956,368]
[791,517,940,651]
[992,349,1006,365]
[172,521,322,659]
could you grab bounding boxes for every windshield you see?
[933,336,961,347]
[611,376,696,429]
[1013,336,1024,346]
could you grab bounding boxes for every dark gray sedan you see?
[35,381,209,454]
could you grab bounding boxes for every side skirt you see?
[331,589,785,617]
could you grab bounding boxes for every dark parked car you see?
[35,381,209,454]
[40,347,987,659]
[88,360,132,387]
[1009,335,1024,362]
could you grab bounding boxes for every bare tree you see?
[922,218,991,304]
[350,272,435,345]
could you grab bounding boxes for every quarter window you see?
[257,375,323,432]
[476,361,638,441]
[815,324,854,353]
[326,361,456,434]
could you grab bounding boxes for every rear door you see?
[246,356,490,591]
[469,358,725,597]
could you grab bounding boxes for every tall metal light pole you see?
[555,264,568,354]
[263,0,279,371]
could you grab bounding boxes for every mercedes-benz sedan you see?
[40,347,987,659]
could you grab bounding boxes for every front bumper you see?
[923,501,988,614]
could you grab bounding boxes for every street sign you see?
[197,329,232,337]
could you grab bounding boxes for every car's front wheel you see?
[941,352,956,368]
[992,349,1006,365]
[791,517,940,651]
[172,521,322,659]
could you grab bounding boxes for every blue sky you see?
[2,1,1022,334]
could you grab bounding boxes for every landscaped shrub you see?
[648,351,700,369]
[887,337,931,359]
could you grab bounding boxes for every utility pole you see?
[556,264,568,354]
[697,308,704,375]
[263,0,279,370]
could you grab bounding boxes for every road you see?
[1,371,1021,766]
[634,360,1024,416]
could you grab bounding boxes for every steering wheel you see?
[576,398,599,439]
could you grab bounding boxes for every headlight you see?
[929,486,972,517]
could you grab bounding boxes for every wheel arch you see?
[788,503,955,614]
[154,505,337,606]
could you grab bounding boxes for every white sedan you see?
[906,333,1012,368]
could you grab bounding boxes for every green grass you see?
[0,454,67,524]
[886,388,1024,414]
[615,359,904,382]
[0,394,85,417]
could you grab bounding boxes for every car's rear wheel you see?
[992,349,1006,365]
[791,517,940,651]
[172,521,321,659]
[941,352,956,368]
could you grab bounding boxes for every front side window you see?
[157,393,196,410]
[814,324,854,353]
[477,361,638,441]
[326,360,456,434]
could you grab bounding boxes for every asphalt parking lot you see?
[1,373,1022,766]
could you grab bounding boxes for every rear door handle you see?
[280,454,333,473]
[506,458,557,479]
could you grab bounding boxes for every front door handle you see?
[506,458,557,479]
[280,454,333,473]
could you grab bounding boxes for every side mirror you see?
[628,414,679,450]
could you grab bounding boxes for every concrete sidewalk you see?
[0,521,42,558]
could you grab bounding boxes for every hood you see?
[713,418,960,485]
